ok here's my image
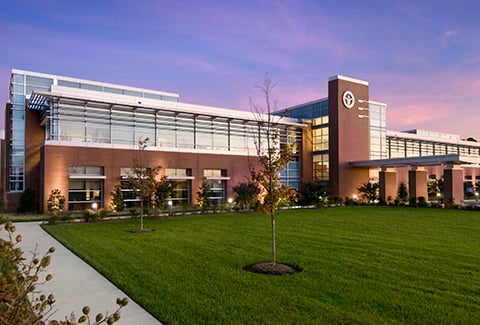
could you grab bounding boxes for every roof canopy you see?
[351,154,480,169]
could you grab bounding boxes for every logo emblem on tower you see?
[342,90,355,109]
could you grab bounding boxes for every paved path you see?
[6,222,162,325]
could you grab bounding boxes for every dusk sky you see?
[1,0,479,138]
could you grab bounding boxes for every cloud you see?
[372,67,480,139]
[442,29,459,42]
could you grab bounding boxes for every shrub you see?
[17,188,36,214]
[398,183,408,202]
[233,181,260,211]
[357,182,379,204]
[47,189,65,216]
[417,196,428,208]
[0,219,128,324]
[110,185,125,212]
[409,197,417,207]
[83,208,107,223]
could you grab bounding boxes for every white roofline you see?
[328,75,368,86]
[387,130,480,147]
[11,68,179,99]
[33,87,306,127]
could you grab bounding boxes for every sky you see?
[1,0,479,139]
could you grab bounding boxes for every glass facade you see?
[387,136,480,159]
[369,103,387,159]
[7,70,178,193]
[279,99,329,182]
[8,72,53,191]
[34,86,303,191]
[39,95,301,158]
[56,79,178,102]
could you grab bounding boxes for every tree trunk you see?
[140,199,144,231]
[271,210,276,264]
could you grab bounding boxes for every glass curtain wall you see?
[46,97,301,159]
[369,103,387,159]
[9,73,53,191]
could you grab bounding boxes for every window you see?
[68,166,104,210]
[313,154,329,181]
[165,168,193,206]
[203,169,228,205]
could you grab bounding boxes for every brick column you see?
[379,168,397,204]
[444,165,464,208]
[408,167,428,202]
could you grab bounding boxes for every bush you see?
[17,188,36,214]
[0,219,128,324]
[47,189,65,216]
[110,185,125,212]
[409,197,417,207]
[417,196,428,208]
[83,208,107,223]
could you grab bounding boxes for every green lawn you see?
[43,207,480,324]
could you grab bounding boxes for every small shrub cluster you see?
[83,209,108,223]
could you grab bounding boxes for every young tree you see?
[250,75,293,265]
[196,182,213,213]
[128,138,161,231]
[110,184,125,212]
[47,189,66,216]
[397,182,408,202]
[154,177,174,210]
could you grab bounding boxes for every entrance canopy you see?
[350,154,480,169]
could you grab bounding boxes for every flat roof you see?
[351,154,480,168]
[328,75,369,86]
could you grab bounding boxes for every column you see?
[408,166,428,202]
[444,164,464,208]
[379,168,397,204]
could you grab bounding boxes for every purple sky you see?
[1,0,479,138]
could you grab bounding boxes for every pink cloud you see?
[372,69,480,139]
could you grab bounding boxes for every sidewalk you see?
[9,222,162,325]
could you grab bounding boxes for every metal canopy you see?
[350,154,480,169]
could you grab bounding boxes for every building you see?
[2,69,480,213]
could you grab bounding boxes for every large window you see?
[313,127,328,151]
[203,169,228,205]
[120,167,141,208]
[43,95,302,157]
[313,154,329,181]
[165,168,193,206]
[369,103,387,159]
[68,166,104,211]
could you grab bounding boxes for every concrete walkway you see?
[7,222,162,325]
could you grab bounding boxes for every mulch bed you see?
[243,262,302,275]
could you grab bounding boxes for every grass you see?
[43,206,480,324]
